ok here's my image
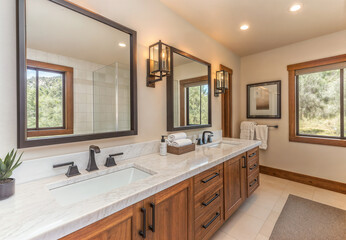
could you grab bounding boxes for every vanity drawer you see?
[247,147,259,162]
[195,205,223,240]
[247,169,260,197]
[194,165,223,195]
[247,156,259,177]
[195,186,223,220]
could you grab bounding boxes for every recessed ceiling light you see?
[118,43,126,47]
[290,4,301,12]
[240,25,249,30]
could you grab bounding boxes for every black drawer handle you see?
[249,163,258,170]
[201,173,219,183]
[149,202,155,232]
[249,178,258,187]
[139,208,146,238]
[242,156,247,168]
[202,212,220,229]
[202,193,219,206]
[249,152,257,158]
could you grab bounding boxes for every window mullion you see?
[36,69,39,130]
[341,69,344,139]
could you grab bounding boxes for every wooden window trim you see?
[287,54,346,147]
[179,75,208,126]
[220,65,233,138]
[26,60,74,138]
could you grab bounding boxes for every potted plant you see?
[0,149,23,200]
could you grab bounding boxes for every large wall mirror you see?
[17,0,137,148]
[167,48,211,131]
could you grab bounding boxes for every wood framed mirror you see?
[17,0,137,148]
[167,48,211,131]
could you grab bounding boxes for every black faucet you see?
[202,131,213,144]
[86,145,100,172]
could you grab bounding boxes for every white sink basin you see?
[207,141,241,149]
[49,166,153,206]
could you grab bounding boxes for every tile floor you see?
[210,174,346,240]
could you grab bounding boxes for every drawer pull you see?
[249,152,257,158]
[242,156,247,168]
[139,207,146,238]
[149,202,155,232]
[202,212,220,229]
[201,173,219,183]
[249,164,258,170]
[202,193,219,206]
[249,178,258,187]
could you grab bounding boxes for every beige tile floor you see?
[210,174,346,240]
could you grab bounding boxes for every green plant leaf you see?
[3,170,12,179]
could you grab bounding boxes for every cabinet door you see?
[147,179,194,240]
[223,153,247,220]
[60,202,143,240]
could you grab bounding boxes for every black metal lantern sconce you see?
[146,40,171,88]
[214,70,229,97]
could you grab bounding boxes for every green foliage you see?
[0,150,23,181]
[188,85,208,125]
[298,70,343,136]
[26,70,63,129]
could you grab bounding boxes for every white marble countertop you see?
[0,138,260,240]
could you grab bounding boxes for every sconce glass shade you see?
[216,70,229,90]
[149,40,171,78]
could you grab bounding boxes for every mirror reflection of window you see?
[186,84,208,125]
[26,60,73,138]
[172,53,209,128]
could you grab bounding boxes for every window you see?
[287,54,346,147]
[179,76,208,126]
[26,60,73,138]
[186,84,208,125]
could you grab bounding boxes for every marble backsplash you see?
[13,130,222,184]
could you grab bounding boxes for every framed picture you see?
[247,80,281,119]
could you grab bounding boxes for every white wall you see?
[240,30,346,183]
[0,0,240,161]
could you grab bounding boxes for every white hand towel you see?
[170,139,192,147]
[240,121,256,140]
[168,132,187,142]
[255,125,268,150]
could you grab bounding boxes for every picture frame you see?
[247,80,281,119]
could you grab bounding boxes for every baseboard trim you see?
[259,165,346,194]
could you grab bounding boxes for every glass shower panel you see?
[93,62,131,133]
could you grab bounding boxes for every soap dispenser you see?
[160,135,167,156]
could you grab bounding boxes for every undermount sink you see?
[49,166,153,206]
[207,141,241,149]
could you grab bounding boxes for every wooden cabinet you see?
[246,147,260,197]
[61,179,193,240]
[223,153,247,220]
[61,201,143,240]
[147,179,194,240]
[194,164,224,240]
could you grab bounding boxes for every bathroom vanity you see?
[0,139,260,240]
[61,145,259,240]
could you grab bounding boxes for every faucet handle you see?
[105,153,123,167]
[207,134,214,143]
[53,162,81,177]
[196,138,203,145]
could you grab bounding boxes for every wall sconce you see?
[147,40,171,87]
[214,70,229,97]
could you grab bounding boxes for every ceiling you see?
[27,0,130,66]
[160,0,346,56]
